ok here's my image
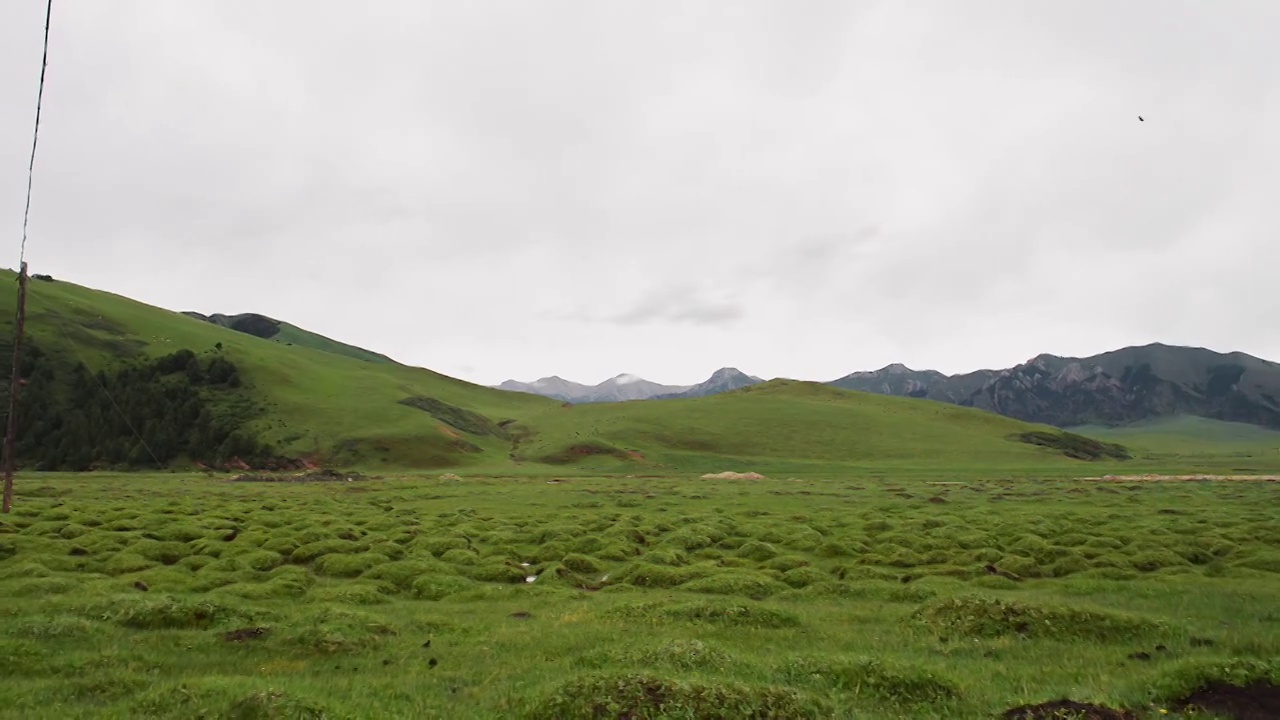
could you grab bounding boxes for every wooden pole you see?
[2,262,30,514]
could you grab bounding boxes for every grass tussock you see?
[1,471,1278,718]
[777,655,961,707]
[93,594,251,630]
[609,599,803,629]
[580,639,737,673]
[912,595,1167,642]
[530,672,823,720]
[283,606,399,654]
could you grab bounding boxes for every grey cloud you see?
[607,284,746,327]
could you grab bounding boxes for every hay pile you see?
[699,471,767,480]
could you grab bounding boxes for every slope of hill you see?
[827,344,1280,430]
[183,311,398,365]
[512,379,1130,473]
[1071,415,1280,455]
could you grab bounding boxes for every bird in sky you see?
[1138,116,1145,121]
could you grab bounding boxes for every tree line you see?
[0,344,275,470]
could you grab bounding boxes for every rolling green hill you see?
[0,270,1134,472]
[1071,415,1280,464]
[508,380,1132,474]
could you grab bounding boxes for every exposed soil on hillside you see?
[1002,700,1135,719]
[1173,681,1280,720]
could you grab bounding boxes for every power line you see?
[20,0,54,266]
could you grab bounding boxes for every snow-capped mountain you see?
[494,373,694,403]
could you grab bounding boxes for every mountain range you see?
[498,345,1280,431]
[496,368,764,403]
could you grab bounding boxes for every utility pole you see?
[2,262,30,513]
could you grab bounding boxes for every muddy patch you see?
[1002,699,1136,719]
[225,626,272,642]
[229,469,372,483]
[1173,681,1280,720]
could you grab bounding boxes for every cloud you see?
[590,283,747,327]
[0,0,1276,386]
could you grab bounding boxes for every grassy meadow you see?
[1,470,1278,719]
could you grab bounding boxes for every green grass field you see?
[0,471,1277,719]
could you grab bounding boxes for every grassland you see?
[0,471,1277,719]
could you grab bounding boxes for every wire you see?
[20,0,54,266]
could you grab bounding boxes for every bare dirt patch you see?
[224,627,271,642]
[1173,681,1280,720]
[1002,699,1136,719]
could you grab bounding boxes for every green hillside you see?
[511,380,1128,474]
[1071,415,1280,463]
[0,270,1134,472]
[270,320,396,364]
[184,311,399,365]
[0,270,557,469]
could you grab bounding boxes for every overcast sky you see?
[1,1,1277,387]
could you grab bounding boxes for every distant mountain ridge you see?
[496,368,764,403]
[828,343,1280,429]
[498,344,1280,430]
[495,373,693,403]
[653,368,764,399]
